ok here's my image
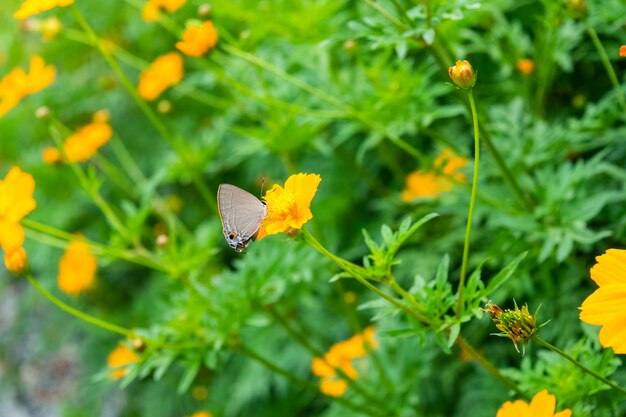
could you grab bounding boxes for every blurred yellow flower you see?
[63,112,113,162]
[0,167,36,254]
[138,52,184,101]
[579,249,626,353]
[42,147,60,163]
[4,247,28,274]
[517,58,534,75]
[257,173,321,240]
[41,16,62,40]
[402,148,467,202]
[496,390,571,417]
[142,0,186,21]
[57,238,97,296]
[176,21,218,57]
[107,343,139,380]
[311,326,377,397]
[13,0,74,20]
[189,412,212,417]
[0,55,55,118]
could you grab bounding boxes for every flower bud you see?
[484,301,538,354]
[4,247,28,274]
[448,60,476,90]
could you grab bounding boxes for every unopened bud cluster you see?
[484,302,538,353]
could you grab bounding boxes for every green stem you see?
[362,0,408,29]
[70,5,218,216]
[455,90,480,319]
[534,337,626,396]
[26,273,131,336]
[586,24,626,117]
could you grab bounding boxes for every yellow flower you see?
[257,173,321,240]
[141,0,186,21]
[13,0,74,20]
[4,247,28,274]
[496,390,571,417]
[621,46,626,58]
[57,238,97,296]
[0,55,55,118]
[107,343,139,380]
[176,21,218,57]
[402,148,467,202]
[448,59,476,90]
[311,327,378,397]
[579,249,626,353]
[61,112,113,162]
[42,147,60,163]
[0,167,36,254]
[41,16,62,40]
[516,59,534,75]
[138,52,184,101]
[189,412,212,417]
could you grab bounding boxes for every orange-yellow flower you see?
[0,167,36,254]
[4,247,28,274]
[448,59,476,89]
[620,46,626,58]
[138,52,184,101]
[175,21,218,57]
[402,148,467,202]
[257,173,321,240]
[57,238,97,296]
[496,390,571,417]
[61,112,113,162]
[13,0,74,20]
[107,343,139,380]
[188,412,213,417]
[517,58,534,75]
[0,55,55,118]
[311,326,377,397]
[42,146,60,163]
[579,249,626,353]
[141,0,186,21]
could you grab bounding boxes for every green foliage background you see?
[1,0,626,416]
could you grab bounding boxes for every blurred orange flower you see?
[13,0,74,20]
[496,390,571,417]
[176,21,218,57]
[138,52,184,101]
[311,326,377,397]
[620,46,626,57]
[43,111,112,163]
[517,58,534,75]
[0,167,36,254]
[579,249,626,353]
[402,148,467,202]
[4,247,28,274]
[0,55,55,118]
[189,412,213,417]
[141,0,186,21]
[57,238,97,295]
[257,173,321,240]
[107,343,139,380]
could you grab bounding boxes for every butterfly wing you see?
[218,184,267,251]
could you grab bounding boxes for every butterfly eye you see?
[228,231,237,240]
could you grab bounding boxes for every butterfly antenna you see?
[259,177,265,199]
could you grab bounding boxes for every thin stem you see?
[455,90,480,319]
[70,5,218,216]
[26,273,131,336]
[534,337,626,396]
[586,24,626,117]
[362,0,408,30]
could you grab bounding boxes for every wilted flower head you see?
[0,167,36,272]
[138,52,184,101]
[257,173,321,240]
[496,390,571,417]
[579,249,626,353]
[448,60,476,90]
[13,0,74,20]
[176,20,218,57]
[0,55,55,118]
[311,326,377,397]
[57,237,97,296]
[107,343,139,380]
[484,302,539,353]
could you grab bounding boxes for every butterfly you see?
[217,184,267,252]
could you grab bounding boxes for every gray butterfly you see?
[217,184,267,252]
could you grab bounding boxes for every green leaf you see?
[485,252,528,296]
[177,360,201,394]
